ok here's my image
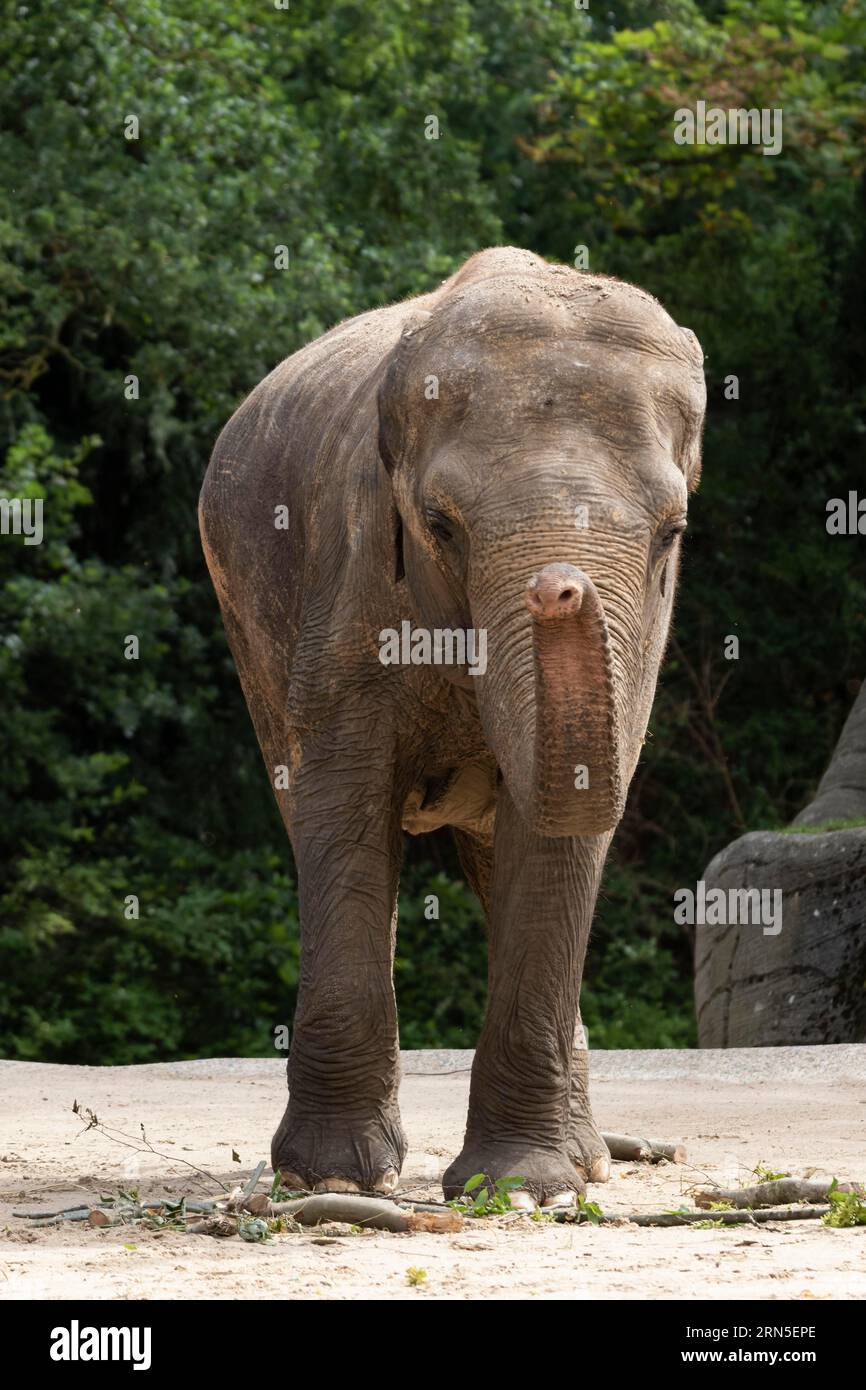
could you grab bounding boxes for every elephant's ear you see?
[377,308,433,477]
[678,324,706,494]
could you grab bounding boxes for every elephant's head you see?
[378,251,705,837]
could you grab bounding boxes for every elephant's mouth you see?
[479,563,625,838]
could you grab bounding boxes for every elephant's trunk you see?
[479,562,625,838]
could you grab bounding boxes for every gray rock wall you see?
[694,828,866,1046]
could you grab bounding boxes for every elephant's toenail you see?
[542,1191,576,1208]
[376,1169,399,1193]
[314,1178,361,1194]
[589,1155,611,1183]
[279,1171,309,1191]
[509,1191,538,1212]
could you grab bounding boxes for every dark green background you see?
[2,0,864,1060]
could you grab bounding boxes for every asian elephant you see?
[199,247,705,1208]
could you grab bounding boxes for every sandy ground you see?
[1,1046,864,1301]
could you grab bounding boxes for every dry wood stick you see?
[241,1161,266,1200]
[27,1210,93,1227]
[13,1204,91,1221]
[694,1178,863,1210]
[549,1205,831,1226]
[249,1193,461,1232]
[602,1132,688,1164]
[14,1196,217,1222]
[259,1193,413,1231]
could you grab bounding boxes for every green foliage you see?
[449,1172,527,1216]
[270,1172,306,1202]
[1,0,864,1061]
[753,1165,790,1184]
[779,818,866,834]
[581,859,698,1047]
[574,1195,604,1225]
[394,867,487,1048]
[238,1217,271,1243]
[539,1194,605,1224]
[822,1180,866,1228]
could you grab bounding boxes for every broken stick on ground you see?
[601,1132,688,1164]
[694,1178,864,1210]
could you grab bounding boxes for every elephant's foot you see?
[443,1139,586,1210]
[568,1112,611,1184]
[271,1102,406,1195]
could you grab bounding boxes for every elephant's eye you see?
[426,508,455,545]
[656,518,687,553]
[654,518,686,596]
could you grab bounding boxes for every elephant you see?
[199,246,706,1208]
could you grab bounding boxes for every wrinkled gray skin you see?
[199,248,706,1207]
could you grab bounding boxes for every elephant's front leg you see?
[443,787,608,1207]
[271,731,406,1194]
